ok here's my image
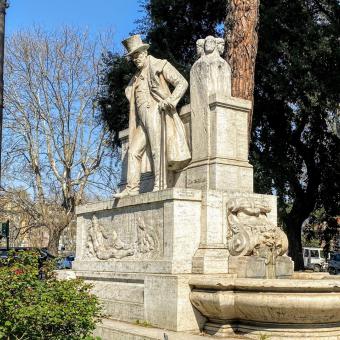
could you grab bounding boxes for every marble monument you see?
[71,35,340,340]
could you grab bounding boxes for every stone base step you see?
[88,279,144,304]
[100,299,144,323]
[93,318,245,340]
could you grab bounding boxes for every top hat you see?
[122,35,149,56]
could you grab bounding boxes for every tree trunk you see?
[284,197,311,271]
[285,221,305,271]
[224,0,260,141]
[47,227,63,256]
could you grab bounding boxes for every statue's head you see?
[204,36,216,54]
[92,214,98,225]
[130,50,148,69]
[216,38,225,55]
[196,39,205,57]
[122,34,149,69]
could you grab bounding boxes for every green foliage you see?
[135,319,152,327]
[258,334,270,340]
[251,0,340,268]
[302,229,322,248]
[303,208,339,252]
[137,0,226,72]
[0,251,101,340]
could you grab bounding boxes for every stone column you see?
[192,190,229,273]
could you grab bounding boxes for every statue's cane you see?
[160,105,167,190]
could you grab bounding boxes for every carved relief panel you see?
[83,204,163,261]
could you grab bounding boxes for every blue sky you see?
[6,0,143,53]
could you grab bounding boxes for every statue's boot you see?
[152,172,163,192]
[112,187,139,199]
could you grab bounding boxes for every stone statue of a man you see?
[114,35,191,198]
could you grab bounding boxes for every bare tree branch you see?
[2,27,119,254]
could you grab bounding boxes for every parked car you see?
[328,253,340,275]
[303,247,327,272]
[57,254,75,269]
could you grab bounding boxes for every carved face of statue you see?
[204,36,216,54]
[131,50,148,69]
[196,39,205,57]
[216,38,225,55]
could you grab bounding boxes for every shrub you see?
[0,250,101,340]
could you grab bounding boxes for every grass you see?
[134,319,152,327]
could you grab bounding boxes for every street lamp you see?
[0,0,8,189]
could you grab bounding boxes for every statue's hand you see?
[158,98,175,112]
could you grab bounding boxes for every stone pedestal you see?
[75,270,206,333]
[73,189,205,333]
[73,186,286,336]
[228,255,293,279]
[186,94,253,193]
[73,189,202,274]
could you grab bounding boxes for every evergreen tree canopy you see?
[252,0,340,268]
[98,53,135,146]
[137,0,226,71]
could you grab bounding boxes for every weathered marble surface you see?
[228,255,293,278]
[190,275,340,339]
[226,196,291,278]
[54,270,76,280]
[187,36,252,193]
[75,188,279,276]
[191,36,231,108]
[76,271,206,333]
[192,190,279,274]
[74,188,201,274]
[184,94,254,192]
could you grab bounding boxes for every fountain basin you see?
[189,274,340,339]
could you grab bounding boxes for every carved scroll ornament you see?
[226,198,288,258]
